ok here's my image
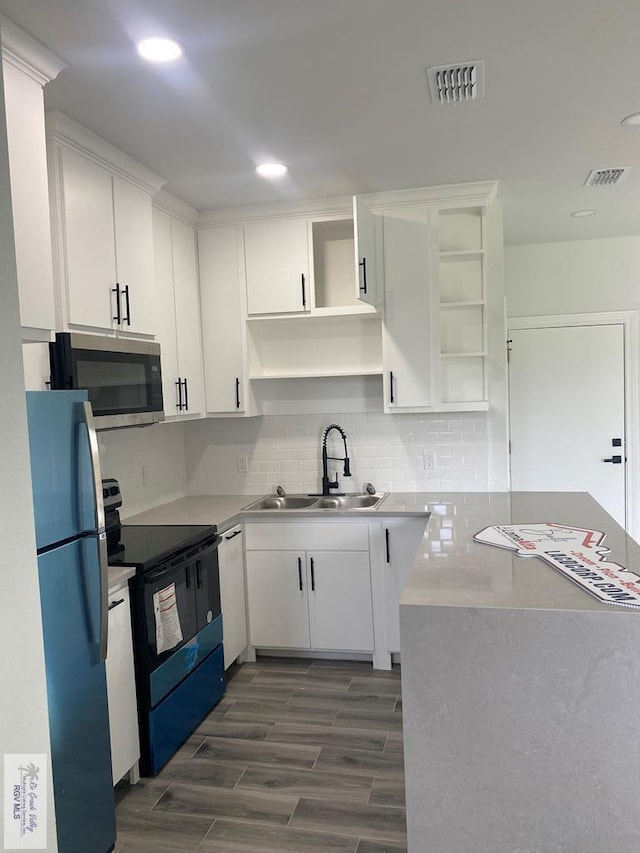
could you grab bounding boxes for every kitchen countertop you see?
[124,492,431,533]
[107,566,136,595]
[402,490,640,613]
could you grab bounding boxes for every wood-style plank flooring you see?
[114,657,406,852]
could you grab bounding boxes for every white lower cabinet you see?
[244,522,374,653]
[105,586,140,785]
[218,525,249,668]
[380,519,427,653]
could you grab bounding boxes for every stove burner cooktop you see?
[108,524,217,570]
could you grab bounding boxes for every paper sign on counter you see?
[474,522,640,608]
[153,582,184,653]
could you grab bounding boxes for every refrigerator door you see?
[26,390,97,550]
[38,536,116,853]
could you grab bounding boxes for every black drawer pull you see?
[225,529,242,541]
[108,598,125,611]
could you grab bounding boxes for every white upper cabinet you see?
[152,205,203,419]
[244,218,310,315]
[353,196,378,308]
[1,20,65,338]
[48,112,165,336]
[382,205,437,410]
[198,225,253,416]
[112,175,156,336]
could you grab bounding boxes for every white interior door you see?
[508,323,626,527]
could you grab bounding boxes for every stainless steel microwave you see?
[49,333,164,430]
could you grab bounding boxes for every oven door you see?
[194,541,221,632]
[143,560,198,671]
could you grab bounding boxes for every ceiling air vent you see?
[426,60,485,104]
[584,167,631,187]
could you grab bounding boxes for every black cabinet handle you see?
[235,377,241,409]
[176,378,183,410]
[603,455,623,464]
[112,283,121,324]
[183,377,189,411]
[359,257,367,294]
[122,284,131,326]
[298,557,303,591]
[225,529,242,541]
[301,273,306,309]
[310,556,315,591]
[389,371,395,404]
[385,528,391,564]
[108,598,125,611]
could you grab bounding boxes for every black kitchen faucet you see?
[321,423,351,495]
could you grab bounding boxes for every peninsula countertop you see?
[402,490,640,613]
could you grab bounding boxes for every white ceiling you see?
[1,0,640,244]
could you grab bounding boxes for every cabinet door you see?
[219,526,247,669]
[152,207,180,417]
[353,196,377,308]
[198,226,247,414]
[245,550,310,649]
[3,61,55,332]
[112,175,156,336]
[307,551,374,652]
[381,519,427,653]
[244,219,310,315]
[58,146,117,331]
[105,587,140,784]
[382,205,437,410]
[171,217,203,416]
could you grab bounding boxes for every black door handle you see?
[385,528,391,563]
[301,273,306,309]
[108,598,125,611]
[359,257,367,294]
[225,529,242,541]
[389,371,395,404]
[297,557,303,591]
[603,456,623,464]
[310,556,315,591]
[122,284,131,325]
[182,377,189,411]
[112,283,121,324]
[235,377,241,409]
[176,378,183,410]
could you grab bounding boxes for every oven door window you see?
[143,563,198,669]
[73,350,157,416]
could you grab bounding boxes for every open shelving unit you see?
[438,208,488,408]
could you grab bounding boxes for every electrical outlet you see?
[423,451,435,470]
[142,465,151,486]
[237,454,249,473]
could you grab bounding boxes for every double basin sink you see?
[246,492,388,512]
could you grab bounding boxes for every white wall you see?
[185,410,491,495]
[0,62,58,850]
[505,237,640,318]
[99,421,188,518]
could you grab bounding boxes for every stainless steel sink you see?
[245,492,388,511]
[248,495,319,510]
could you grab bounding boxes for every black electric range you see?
[103,479,225,776]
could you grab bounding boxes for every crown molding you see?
[153,188,198,226]
[1,15,67,86]
[197,194,352,228]
[46,110,166,195]
[359,180,499,211]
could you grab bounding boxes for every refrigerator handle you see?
[82,401,109,662]
[98,532,109,663]
[82,401,106,532]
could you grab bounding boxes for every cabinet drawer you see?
[245,521,369,551]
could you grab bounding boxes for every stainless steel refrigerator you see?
[26,390,116,853]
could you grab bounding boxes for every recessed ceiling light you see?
[621,112,640,127]
[137,37,183,63]
[570,209,596,218]
[256,162,288,178]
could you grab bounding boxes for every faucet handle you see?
[365,482,376,495]
[276,485,286,497]
[343,457,351,477]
